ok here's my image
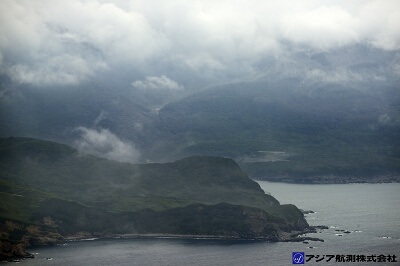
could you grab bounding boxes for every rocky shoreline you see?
[65,225,327,243]
[1,225,327,262]
[257,174,400,184]
[0,240,35,262]
[0,220,64,262]
[277,225,327,243]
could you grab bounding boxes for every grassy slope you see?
[156,83,400,181]
[0,137,279,210]
[2,81,398,182]
[0,137,306,239]
[32,199,287,240]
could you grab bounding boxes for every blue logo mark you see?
[293,252,305,264]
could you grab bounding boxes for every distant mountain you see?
[1,77,399,182]
[0,137,308,260]
[0,83,153,146]
[155,80,400,182]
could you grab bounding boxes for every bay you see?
[20,182,400,265]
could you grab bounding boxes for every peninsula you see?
[0,137,311,260]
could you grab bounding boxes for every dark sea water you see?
[19,182,400,265]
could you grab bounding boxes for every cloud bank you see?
[0,0,399,88]
[132,76,184,91]
[74,127,141,163]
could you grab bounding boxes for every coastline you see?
[0,228,323,261]
[254,174,400,184]
[64,226,327,243]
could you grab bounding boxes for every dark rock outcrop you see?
[0,220,64,261]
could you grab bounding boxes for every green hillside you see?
[1,80,398,183]
[156,82,400,182]
[0,137,280,211]
[0,137,308,259]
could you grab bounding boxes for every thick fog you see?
[1,0,399,90]
[1,0,399,163]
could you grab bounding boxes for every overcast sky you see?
[0,0,399,90]
[1,0,399,163]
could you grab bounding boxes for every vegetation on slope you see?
[156,82,400,182]
[1,80,398,183]
[0,137,308,259]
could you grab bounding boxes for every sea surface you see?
[18,182,400,265]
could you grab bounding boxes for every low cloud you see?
[1,1,399,89]
[132,75,184,91]
[369,113,399,130]
[378,114,391,126]
[305,67,362,84]
[7,54,107,86]
[93,111,109,126]
[74,127,141,163]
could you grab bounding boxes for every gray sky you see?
[1,0,399,163]
[0,0,399,89]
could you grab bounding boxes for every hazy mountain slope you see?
[0,83,154,152]
[155,80,400,181]
[0,137,281,211]
[0,137,307,224]
[0,137,310,260]
[1,76,398,182]
[32,199,288,241]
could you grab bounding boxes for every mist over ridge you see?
[0,0,399,181]
[1,0,399,90]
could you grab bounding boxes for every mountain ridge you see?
[1,78,399,183]
[0,137,310,260]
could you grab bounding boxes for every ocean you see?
[20,182,400,265]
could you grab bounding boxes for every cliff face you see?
[0,220,64,260]
[31,199,307,239]
[0,202,309,260]
[0,241,30,260]
[0,137,309,258]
